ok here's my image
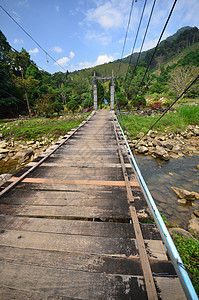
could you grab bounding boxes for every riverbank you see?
[0,113,90,177]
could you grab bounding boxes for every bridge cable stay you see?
[129,0,157,80]
[125,0,148,78]
[134,74,199,147]
[130,0,178,106]
[116,0,157,129]
[116,0,135,78]
[0,4,68,72]
[0,91,91,182]
[116,0,178,141]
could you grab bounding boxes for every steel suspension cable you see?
[131,0,178,104]
[0,4,67,72]
[126,0,148,77]
[117,0,135,78]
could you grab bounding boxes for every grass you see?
[173,234,199,295]
[0,112,90,142]
[119,105,199,138]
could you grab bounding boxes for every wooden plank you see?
[27,162,132,168]
[156,277,186,300]
[0,229,138,256]
[0,245,143,275]
[0,261,147,299]
[0,216,135,238]
[0,203,130,219]
[113,119,158,300]
[8,177,140,187]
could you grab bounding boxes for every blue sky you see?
[0,0,199,74]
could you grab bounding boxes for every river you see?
[135,154,199,229]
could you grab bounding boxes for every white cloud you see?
[86,2,123,29]
[29,48,39,55]
[18,0,29,6]
[12,11,21,22]
[51,46,63,53]
[135,38,158,52]
[55,57,70,67]
[77,54,114,70]
[69,51,75,59]
[14,38,24,44]
[85,30,111,45]
[55,5,60,12]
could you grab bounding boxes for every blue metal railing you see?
[115,113,198,300]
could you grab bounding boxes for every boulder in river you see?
[153,146,170,161]
[171,187,196,200]
[137,146,148,154]
[188,218,199,239]
[169,227,198,242]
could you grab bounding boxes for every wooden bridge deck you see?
[0,110,186,299]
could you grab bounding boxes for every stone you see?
[0,154,6,160]
[193,192,199,200]
[169,227,197,242]
[193,128,199,135]
[14,149,34,161]
[193,210,199,217]
[136,132,144,139]
[170,153,179,159]
[0,141,7,148]
[27,140,35,145]
[152,139,162,147]
[188,218,199,238]
[171,187,196,200]
[0,174,12,187]
[196,165,199,169]
[172,144,181,154]
[0,148,9,154]
[177,199,187,204]
[162,140,173,150]
[191,213,197,219]
[153,146,170,161]
[137,146,148,154]
[158,135,166,141]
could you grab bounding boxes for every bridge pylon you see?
[93,71,114,110]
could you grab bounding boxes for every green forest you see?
[0,26,199,118]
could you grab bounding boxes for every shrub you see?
[132,94,146,108]
[35,94,54,118]
[66,99,79,113]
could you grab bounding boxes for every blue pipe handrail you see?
[115,113,198,300]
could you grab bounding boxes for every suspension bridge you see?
[0,108,196,299]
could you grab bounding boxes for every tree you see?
[35,94,54,117]
[67,99,79,113]
[168,65,199,98]
[54,100,64,115]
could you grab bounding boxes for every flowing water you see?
[135,154,199,229]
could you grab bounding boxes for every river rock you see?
[137,146,148,154]
[153,146,170,161]
[193,192,199,200]
[152,139,162,147]
[188,218,199,238]
[0,148,9,154]
[162,140,173,150]
[193,210,199,217]
[0,141,7,148]
[27,140,35,145]
[0,154,6,160]
[177,198,187,204]
[14,149,34,161]
[0,173,12,187]
[170,153,179,159]
[193,128,199,135]
[172,144,181,154]
[171,187,196,200]
[169,227,198,241]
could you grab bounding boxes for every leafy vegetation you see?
[0,113,90,141]
[173,234,199,295]
[120,105,199,138]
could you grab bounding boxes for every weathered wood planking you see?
[0,110,186,299]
